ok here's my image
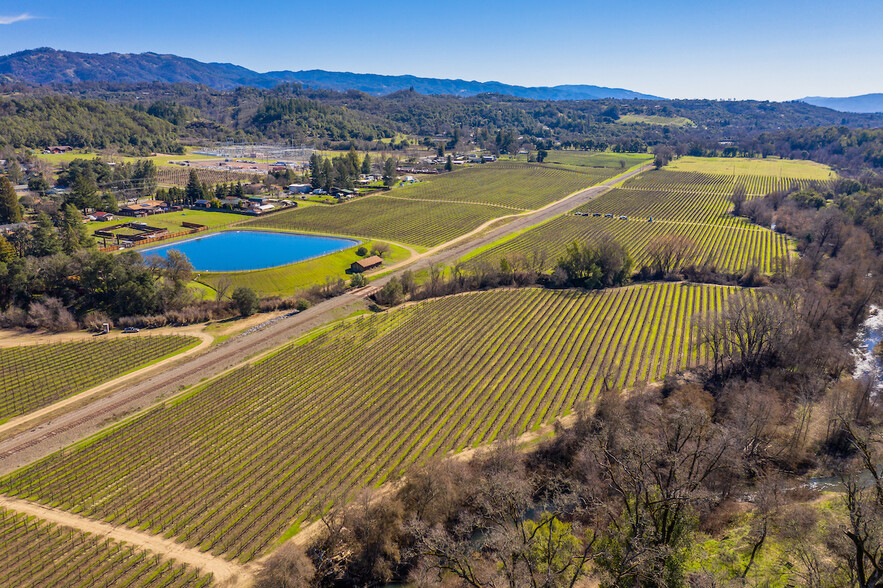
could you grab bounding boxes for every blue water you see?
[140,230,358,272]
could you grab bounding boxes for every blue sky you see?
[0,0,880,100]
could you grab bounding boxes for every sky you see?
[0,0,881,101]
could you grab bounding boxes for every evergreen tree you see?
[322,159,334,193]
[215,183,228,200]
[60,203,94,253]
[5,161,23,184]
[132,159,157,198]
[0,177,22,223]
[232,182,245,198]
[309,153,323,188]
[29,211,61,257]
[0,234,15,262]
[361,153,371,175]
[70,169,100,212]
[100,192,118,213]
[347,146,361,177]
[445,155,453,172]
[28,175,50,195]
[185,169,202,204]
[383,157,398,188]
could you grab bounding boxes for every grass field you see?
[0,507,211,588]
[664,156,835,180]
[1,283,740,562]
[242,163,609,247]
[541,151,653,169]
[0,336,200,422]
[198,239,413,297]
[618,114,695,126]
[92,210,240,236]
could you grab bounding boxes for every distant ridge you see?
[0,48,664,101]
[800,94,883,114]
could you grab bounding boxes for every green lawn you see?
[92,210,241,235]
[665,156,835,180]
[197,239,412,297]
[36,146,223,167]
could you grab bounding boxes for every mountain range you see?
[1,48,881,112]
[800,94,883,114]
[0,48,662,100]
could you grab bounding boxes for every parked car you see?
[604,213,614,218]
[619,216,628,220]
[123,327,140,333]
[592,213,601,217]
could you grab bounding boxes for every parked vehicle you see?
[123,327,140,333]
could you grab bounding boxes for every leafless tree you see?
[645,234,697,276]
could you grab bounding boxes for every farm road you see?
[0,162,651,475]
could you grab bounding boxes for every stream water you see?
[808,305,883,491]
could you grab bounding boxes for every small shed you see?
[350,255,383,273]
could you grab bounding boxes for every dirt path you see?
[0,495,251,586]
[0,332,212,439]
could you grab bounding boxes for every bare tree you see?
[730,184,747,216]
[645,234,697,276]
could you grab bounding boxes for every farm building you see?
[288,184,311,194]
[43,145,73,154]
[0,222,28,235]
[118,204,160,217]
[89,211,114,222]
[350,255,383,273]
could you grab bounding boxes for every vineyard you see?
[244,196,513,248]
[0,336,200,421]
[0,507,211,588]
[619,170,831,197]
[243,163,612,247]
[468,215,790,274]
[1,283,740,562]
[466,167,805,274]
[156,166,258,187]
[541,151,654,169]
[393,162,616,209]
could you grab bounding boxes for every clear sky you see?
[0,0,880,101]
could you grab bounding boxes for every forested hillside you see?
[0,95,182,154]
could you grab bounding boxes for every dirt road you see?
[0,163,650,475]
[0,495,249,586]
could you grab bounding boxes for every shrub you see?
[351,273,368,288]
[356,246,368,256]
[231,287,260,316]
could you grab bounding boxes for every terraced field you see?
[244,163,610,247]
[1,283,739,562]
[0,507,211,587]
[467,166,808,274]
[0,336,201,422]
